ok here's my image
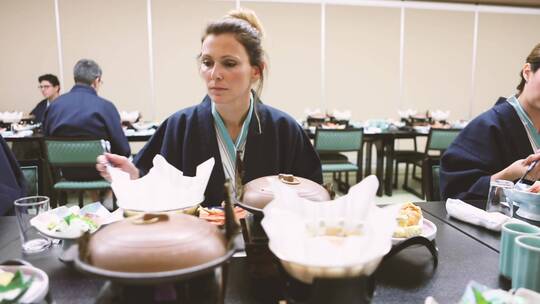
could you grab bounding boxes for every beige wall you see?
[474,12,540,114]
[0,0,59,113]
[1,0,540,123]
[402,9,474,120]
[326,5,401,121]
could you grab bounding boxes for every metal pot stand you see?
[383,236,439,268]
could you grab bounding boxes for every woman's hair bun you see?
[227,8,264,38]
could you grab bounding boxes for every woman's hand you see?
[96,153,140,182]
[528,181,540,193]
[491,152,540,182]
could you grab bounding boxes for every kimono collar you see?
[211,93,255,163]
[71,84,98,96]
[507,95,540,151]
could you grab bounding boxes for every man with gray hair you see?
[43,59,130,180]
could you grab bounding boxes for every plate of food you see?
[0,265,48,304]
[198,206,247,226]
[392,202,437,245]
[31,203,122,240]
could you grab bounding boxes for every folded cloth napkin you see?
[446,198,511,231]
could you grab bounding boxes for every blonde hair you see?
[201,8,266,98]
[517,43,540,96]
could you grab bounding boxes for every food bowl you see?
[0,263,49,303]
[269,240,383,284]
[506,189,540,221]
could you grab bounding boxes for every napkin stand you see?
[384,236,439,268]
[278,266,374,304]
[240,213,280,279]
[94,271,223,304]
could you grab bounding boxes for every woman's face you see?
[200,33,260,106]
[525,67,540,107]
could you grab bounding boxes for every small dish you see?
[0,265,48,304]
[506,189,540,221]
[392,218,437,245]
[132,122,157,131]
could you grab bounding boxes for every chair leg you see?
[51,190,58,208]
[78,191,84,208]
[393,160,399,189]
[412,164,422,181]
[60,191,67,206]
[403,163,410,189]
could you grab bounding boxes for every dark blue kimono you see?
[43,84,130,180]
[440,99,532,202]
[133,96,323,207]
[30,99,48,123]
[0,135,26,215]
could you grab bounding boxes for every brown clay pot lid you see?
[242,174,330,210]
[86,213,227,273]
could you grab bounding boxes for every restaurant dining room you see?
[2,0,540,303]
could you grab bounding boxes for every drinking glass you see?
[14,196,52,253]
[486,179,514,217]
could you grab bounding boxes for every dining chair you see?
[314,128,363,193]
[44,138,112,208]
[402,128,461,198]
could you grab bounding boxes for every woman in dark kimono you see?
[0,135,26,215]
[440,43,540,202]
[97,9,322,207]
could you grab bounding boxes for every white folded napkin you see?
[109,155,214,212]
[445,198,510,231]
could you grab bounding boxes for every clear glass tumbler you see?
[486,179,515,217]
[14,196,52,253]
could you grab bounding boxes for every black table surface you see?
[0,203,504,303]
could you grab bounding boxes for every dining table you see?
[0,201,512,303]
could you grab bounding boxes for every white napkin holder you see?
[262,175,400,283]
[109,155,214,212]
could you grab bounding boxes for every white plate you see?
[0,265,48,304]
[392,218,437,245]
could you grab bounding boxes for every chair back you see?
[45,138,105,167]
[423,157,441,201]
[425,128,461,154]
[314,128,363,152]
[20,165,39,196]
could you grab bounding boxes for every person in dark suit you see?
[0,134,26,215]
[31,74,60,123]
[441,43,540,202]
[44,59,130,180]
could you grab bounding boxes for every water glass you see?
[486,179,514,217]
[14,196,52,253]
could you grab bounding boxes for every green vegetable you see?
[472,287,490,304]
[64,214,77,225]
[0,270,34,304]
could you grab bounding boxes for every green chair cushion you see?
[322,163,359,172]
[54,180,111,190]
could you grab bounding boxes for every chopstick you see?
[516,160,538,187]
